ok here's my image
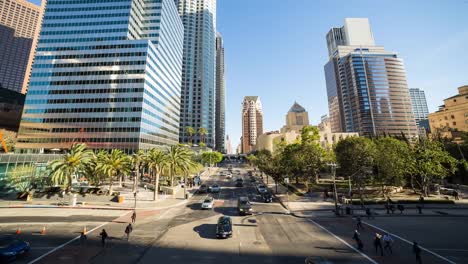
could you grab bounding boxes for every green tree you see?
[263,154,285,194]
[167,145,194,187]
[198,127,208,144]
[185,126,195,145]
[131,150,145,192]
[412,139,458,196]
[82,150,107,187]
[96,149,131,195]
[145,148,168,201]
[201,151,223,166]
[47,143,93,191]
[6,165,37,193]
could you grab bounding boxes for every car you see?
[201,197,214,209]
[0,235,30,262]
[210,184,221,193]
[257,184,268,194]
[226,174,233,179]
[248,171,253,176]
[198,184,208,193]
[216,216,233,239]
[249,177,257,183]
[237,197,252,215]
[219,171,225,175]
[262,192,273,203]
[235,178,243,182]
[235,181,243,187]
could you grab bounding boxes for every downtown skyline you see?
[26,0,468,147]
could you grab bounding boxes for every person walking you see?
[383,233,394,254]
[413,241,422,264]
[453,190,459,200]
[125,223,133,241]
[353,230,364,251]
[79,231,87,247]
[100,229,108,248]
[373,233,384,256]
[131,211,137,223]
[356,216,363,230]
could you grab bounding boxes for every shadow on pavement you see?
[214,206,238,216]
[193,224,217,239]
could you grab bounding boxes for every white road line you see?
[27,210,131,264]
[306,219,378,264]
[363,221,456,264]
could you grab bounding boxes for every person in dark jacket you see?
[373,233,384,256]
[100,229,108,247]
[353,230,364,251]
[413,241,422,263]
[125,223,133,241]
[131,211,137,223]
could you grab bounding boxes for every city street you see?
[2,164,468,263]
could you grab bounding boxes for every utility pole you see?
[329,163,339,216]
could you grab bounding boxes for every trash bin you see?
[118,195,124,203]
[70,194,77,206]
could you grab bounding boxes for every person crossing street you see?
[125,223,133,241]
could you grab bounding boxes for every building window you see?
[453,122,456,126]
[451,115,455,119]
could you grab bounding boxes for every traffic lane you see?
[363,216,468,264]
[258,214,372,264]
[314,217,448,264]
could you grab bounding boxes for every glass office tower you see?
[17,0,184,153]
[409,88,430,132]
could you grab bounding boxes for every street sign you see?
[284,177,289,184]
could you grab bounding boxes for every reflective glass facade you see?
[17,0,184,153]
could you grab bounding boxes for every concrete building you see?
[225,134,232,154]
[215,33,225,152]
[318,115,359,149]
[17,0,184,153]
[242,96,263,154]
[324,18,418,139]
[174,0,216,147]
[428,85,468,139]
[0,88,25,131]
[409,88,430,135]
[281,102,309,133]
[0,0,45,94]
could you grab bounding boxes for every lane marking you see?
[27,210,131,264]
[363,221,456,264]
[306,219,378,264]
[429,249,468,252]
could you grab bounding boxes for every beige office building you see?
[0,0,44,94]
[428,85,468,138]
[281,102,310,133]
[242,96,263,153]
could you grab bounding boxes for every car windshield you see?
[203,199,212,203]
[212,185,218,188]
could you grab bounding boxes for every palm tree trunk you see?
[154,170,160,201]
[109,174,114,195]
[119,175,122,187]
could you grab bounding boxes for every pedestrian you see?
[100,229,108,247]
[373,233,384,256]
[125,223,133,241]
[397,204,404,214]
[144,184,147,191]
[324,189,329,200]
[389,204,395,214]
[383,233,393,254]
[353,230,364,251]
[356,216,363,230]
[453,190,459,200]
[131,211,137,223]
[413,241,422,264]
[79,231,87,247]
[365,208,374,219]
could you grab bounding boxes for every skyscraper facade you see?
[409,88,429,133]
[174,0,216,147]
[215,33,225,152]
[324,18,418,138]
[17,0,184,153]
[0,0,44,94]
[241,96,263,154]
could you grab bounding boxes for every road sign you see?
[284,177,289,184]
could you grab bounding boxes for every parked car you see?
[216,216,233,239]
[237,196,252,215]
[210,184,221,193]
[262,192,273,203]
[226,173,233,179]
[201,197,214,209]
[198,184,208,193]
[256,184,267,194]
[0,235,30,262]
[249,177,257,183]
[235,181,243,187]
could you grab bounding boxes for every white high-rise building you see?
[215,33,225,152]
[174,0,216,147]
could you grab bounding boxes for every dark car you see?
[262,192,273,203]
[198,184,208,193]
[0,235,30,262]
[235,181,243,187]
[216,216,232,239]
[237,196,252,215]
[249,177,256,183]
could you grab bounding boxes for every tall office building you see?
[174,0,216,147]
[0,0,44,94]
[241,96,263,154]
[409,88,429,133]
[17,0,184,153]
[324,18,418,138]
[215,33,225,152]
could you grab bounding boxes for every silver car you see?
[210,184,221,193]
[201,197,214,209]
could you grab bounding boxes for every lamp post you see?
[328,163,339,216]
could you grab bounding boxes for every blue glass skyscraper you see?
[17,0,184,153]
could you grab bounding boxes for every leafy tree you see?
[82,150,107,187]
[166,145,194,187]
[145,148,168,201]
[131,150,145,192]
[48,143,93,191]
[6,165,37,193]
[96,149,131,195]
[201,151,223,166]
[262,154,286,193]
[198,127,207,144]
[412,139,458,196]
[185,126,195,145]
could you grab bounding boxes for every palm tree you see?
[145,148,168,201]
[131,150,145,192]
[97,149,131,195]
[48,143,93,191]
[185,126,195,145]
[198,127,207,144]
[166,145,194,187]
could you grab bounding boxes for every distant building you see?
[215,33,226,152]
[0,0,44,94]
[241,96,263,153]
[324,18,418,139]
[409,88,430,136]
[428,85,468,139]
[0,88,25,131]
[281,102,310,133]
[318,116,359,149]
[225,134,232,154]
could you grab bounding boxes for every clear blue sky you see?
[29,0,468,149]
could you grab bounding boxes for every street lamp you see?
[328,163,339,216]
